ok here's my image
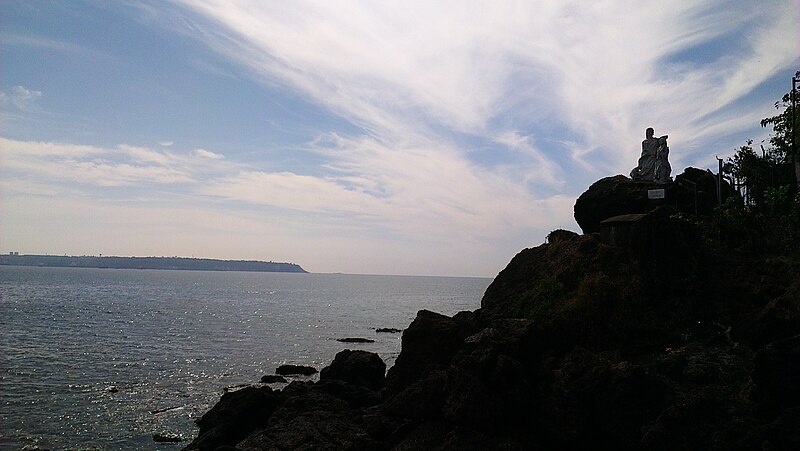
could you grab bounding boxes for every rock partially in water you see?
[260,374,288,384]
[152,432,183,443]
[237,381,379,450]
[376,327,403,333]
[336,337,375,343]
[275,364,317,376]
[185,354,388,450]
[186,386,280,450]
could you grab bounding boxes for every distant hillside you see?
[0,254,308,273]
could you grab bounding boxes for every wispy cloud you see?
[193,148,224,159]
[173,0,797,173]
[1,136,573,248]
[0,32,86,54]
[0,138,216,188]
[3,1,797,275]
[5,86,43,112]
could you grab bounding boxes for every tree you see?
[728,70,799,209]
[760,70,799,181]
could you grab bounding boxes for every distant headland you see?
[0,254,308,273]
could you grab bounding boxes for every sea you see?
[0,266,492,450]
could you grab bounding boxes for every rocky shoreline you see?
[183,170,799,450]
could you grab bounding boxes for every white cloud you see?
[173,0,797,169]
[7,86,43,111]
[0,138,228,187]
[193,148,224,159]
[4,1,798,275]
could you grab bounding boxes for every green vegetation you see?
[722,70,800,254]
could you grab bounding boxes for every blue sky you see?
[1,1,798,276]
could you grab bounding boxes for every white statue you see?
[631,128,672,182]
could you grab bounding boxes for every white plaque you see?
[648,189,665,199]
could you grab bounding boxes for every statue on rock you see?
[631,127,672,183]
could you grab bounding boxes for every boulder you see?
[319,349,386,391]
[574,175,662,234]
[573,168,733,234]
[275,364,317,376]
[384,310,466,394]
[237,383,377,450]
[185,386,280,450]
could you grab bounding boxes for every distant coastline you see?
[0,254,308,273]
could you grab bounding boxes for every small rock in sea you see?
[375,327,403,333]
[223,383,249,393]
[106,386,119,393]
[260,374,288,383]
[149,406,184,415]
[275,364,318,376]
[336,337,376,343]
[152,432,183,443]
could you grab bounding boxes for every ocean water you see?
[0,266,491,450]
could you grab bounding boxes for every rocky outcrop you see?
[184,353,385,450]
[573,167,733,234]
[187,170,797,450]
[189,386,281,450]
[320,349,386,391]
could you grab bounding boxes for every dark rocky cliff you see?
[184,171,799,450]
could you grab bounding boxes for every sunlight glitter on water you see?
[0,267,490,450]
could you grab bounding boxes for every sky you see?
[1,1,798,277]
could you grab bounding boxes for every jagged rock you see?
[184,386,280,450]
[384,310,470,395]
[313,378,382,408]
[382,368,448,419]
[186,169,796,450]
[237,382,376,450]
[275,364,317,376]
[259,375,287,384]
[319,349,386,391]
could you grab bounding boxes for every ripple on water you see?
[0,267,489,450]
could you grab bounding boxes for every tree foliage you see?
[760,69,800,161]
[728,70,798,211]
[720,71,800,255]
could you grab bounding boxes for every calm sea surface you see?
[0,266,491,450]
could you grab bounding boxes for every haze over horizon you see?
[1,1,798,277]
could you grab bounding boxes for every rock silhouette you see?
[185,170,798,450]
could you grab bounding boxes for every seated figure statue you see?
[631,127,671,182]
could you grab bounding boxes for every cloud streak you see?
[2,1,797,275]
[173,0,797,171]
